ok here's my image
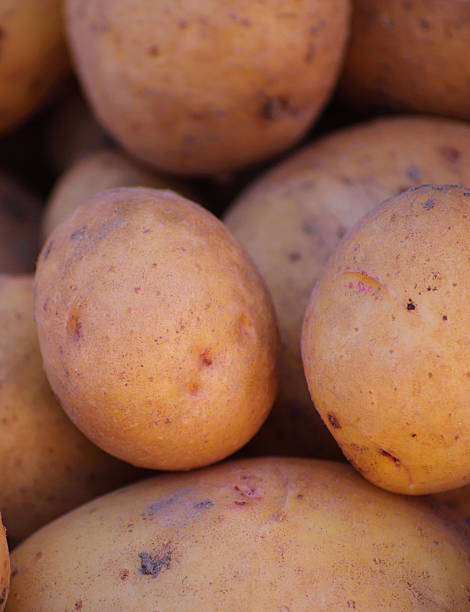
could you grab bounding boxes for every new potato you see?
[225,116,470,460]
[0,0,69,135]
[7,457,470,610]
[302,185,470,495]
[0,275,141,544]
[34,188,280,470]
[0,514,8,612]
[339,0,470,120]
[65,0,351,176]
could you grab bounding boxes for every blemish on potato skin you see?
[43,240,53,259]
[0,587,6,605]
[261,97,299,120]
[200,350,212,367]
[422,198,435,210]
[70,226,87,240]
[194,499,215,509]
[147,45,159,56]
[120,569,129,581]
[138,546,172,577]
[439,146,461,163]
[380,449,401,466]
[327,413,341,429]
[406,299,416,310]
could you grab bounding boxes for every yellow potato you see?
[65,0,351,176]
[339,0,470,120]
[0,514,8,612]
[0,0,69,135]
[34,188,280,470]
[225,115,470,461]
[7,457,470,610]
[0,275,141,545]
[302,185,470,495]
[42,149,187,241]
[0,172,41,274]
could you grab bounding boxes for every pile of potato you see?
[2,0,470,609]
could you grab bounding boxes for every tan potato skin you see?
[225,116,470,461]
[65,0,351,176]
[34,188,280,470]
[0,0,69,135]
[42,149,186,241]
[302,185,470,495]
[7,457,470,610]
[0,515,8,612]
[0,173,41,274]
[0,275,142,545]
[339,0,470,120]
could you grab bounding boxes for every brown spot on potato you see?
[75,601,83,610]
[201,350,212,367]
[288,251,301,262]
[328,413,341,429]
[70,226,87,240]
[406,299,416,311]
[138,545,172,577]
[261,97,299,120]
[380,449,401,466]
[442,315,448,321]
[190,383,200,396]
[194,499,215,509]
[406,166,420,180]
[305,41,316,62]
[439,146,461,163]
[148,45,159,56]
[120,569,129,581]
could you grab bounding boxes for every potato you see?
[0,514,8,612]
[34,188,280,470]
[225,115,470,461]
[0,172,41,274]
[0,275,142,545]
[65,0,351,176]
[302,185,470,495]
[0,0,70,135]
[42,149,187,241]
[7,456,470,610]
[339,0,470,120]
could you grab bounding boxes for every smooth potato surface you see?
[65,0,350,176]
[0,275,141,544]
[0,515,8,611]
[302,185,470,495]
[0,0,69,135]
[7,457,470,610]
[42,149,185,241]
[34,188,280,470]
[225,116,470,461]
[339,0,470,119]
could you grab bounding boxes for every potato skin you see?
[7,457,470,610]
[42,149,186,241]
[0,275,141,545]
[0,173,41,274]
[225,116,470,461]
[302,185,470,495]
[0,515,8,612]
[0,0,69,135]
[65,0,350,176]
[339,0,470,119]
[34,188,280,470]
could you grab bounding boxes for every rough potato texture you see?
[65,0,351,176]
[0,275,142,545]
[7,457,470,610]
[34,188,280,470]
[225,116,470,462]
[42,149,185,241]
[339,0,470,120]
[0,515,8,612]
[302,185,470,495]
[0,173,41,274]
[0,0,70,135]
